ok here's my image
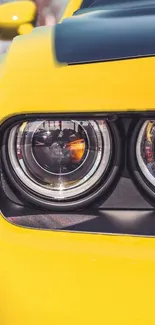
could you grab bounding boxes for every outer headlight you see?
[136,120,155,186]
[2,118,120,211]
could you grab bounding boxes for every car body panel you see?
[0,26,155,119]
[1,214,155,325]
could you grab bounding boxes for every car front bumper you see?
[0,212,155,325]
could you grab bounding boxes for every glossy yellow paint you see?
[0,26,155,120]
[1,213,155,325]
[0,0,36,33]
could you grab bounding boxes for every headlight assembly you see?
[136,120,155,186]
[129,119,155,202]
[2,118,121,211]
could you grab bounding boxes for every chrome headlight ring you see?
[129,118,155,202]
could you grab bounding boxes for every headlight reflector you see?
[7,119,112,201]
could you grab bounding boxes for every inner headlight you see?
[136,120,155,186]
[2,118,120,210]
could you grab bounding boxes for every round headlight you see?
[2,118,120,210]
[136,120,155,186]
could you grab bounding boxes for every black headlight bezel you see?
[3,113,155,236]
[1,114,122,212]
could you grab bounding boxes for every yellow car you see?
[1,0,155,324]
[0,0,37,37]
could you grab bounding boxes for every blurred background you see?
[0,0,69,53]
[35,0,69,26]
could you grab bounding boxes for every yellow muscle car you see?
[0,0,155,324]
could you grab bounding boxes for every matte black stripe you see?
[55,2,155,64]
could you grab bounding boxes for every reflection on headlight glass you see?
[137,120,155,185]
[8,119,112,200]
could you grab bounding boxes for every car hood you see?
[0,22,155,118]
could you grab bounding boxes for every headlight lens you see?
[136,120,155,186]
[7,119,112,201]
